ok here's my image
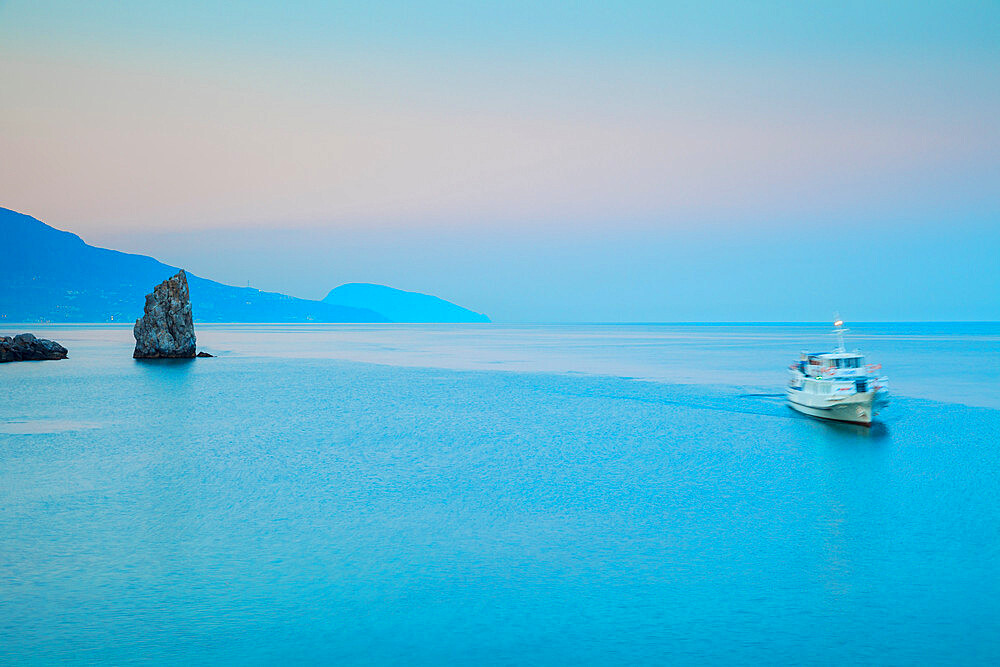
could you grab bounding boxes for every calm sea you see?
[2,323,999,664]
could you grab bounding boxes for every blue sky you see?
[1,1,997,320]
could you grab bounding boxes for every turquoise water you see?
[2,324,999,663]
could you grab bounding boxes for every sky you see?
[1,1,998,321]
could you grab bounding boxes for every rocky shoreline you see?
[0,333,68,362]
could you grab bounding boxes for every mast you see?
[833,316,848,352]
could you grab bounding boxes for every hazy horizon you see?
[2,1,997,321]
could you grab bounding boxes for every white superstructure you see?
[786,320,889,425]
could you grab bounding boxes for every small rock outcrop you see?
[0,333,68,362]
[133,270,197,359]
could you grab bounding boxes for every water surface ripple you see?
[1,324,998,664]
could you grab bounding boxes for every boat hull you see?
[786,389,888,426]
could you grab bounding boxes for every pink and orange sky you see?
[2,1,998,320]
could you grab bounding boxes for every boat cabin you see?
[796,351,869,378]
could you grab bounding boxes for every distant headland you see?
[324,283,489,323]
[0,207,489,324]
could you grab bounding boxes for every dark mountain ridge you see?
[1,207,386,323]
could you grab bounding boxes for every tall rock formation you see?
[133,270,197,359]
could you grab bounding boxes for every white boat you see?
[786,319,889,425]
